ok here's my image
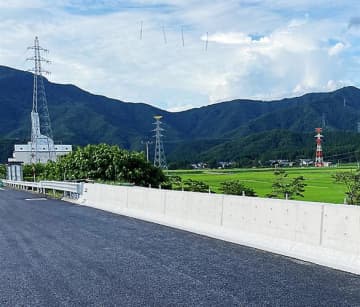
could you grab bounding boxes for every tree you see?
[167,161,192,170]
[23,163,46,181]
[162,175,183,190]
[116,150,165,186]
[220,180,257,196]
[38,144,165,187]
[267,168,306,199]
[183,179,210,193]
[333,170,360,205]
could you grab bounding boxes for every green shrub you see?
[220,180,257,196]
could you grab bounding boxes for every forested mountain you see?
[167,130,360,167]
[1,65,360,165]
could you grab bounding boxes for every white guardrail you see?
[2,180,83,198]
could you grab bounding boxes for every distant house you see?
[268,160,294,167]
[218,161,235,169]
[323,161,332,167]
[299,159,331,167]
[191,162,208,169]
[299,159,314,167]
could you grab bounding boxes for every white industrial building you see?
[12,142,72,164]
[11,107,72,164]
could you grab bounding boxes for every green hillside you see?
[168,130,360,167]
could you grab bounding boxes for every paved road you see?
[0,189,360,306]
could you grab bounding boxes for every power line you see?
[324,149,360,160]
[162,25,167,44]
[181,26,185,47]
[139,20,143,40]
[205,32,209,51]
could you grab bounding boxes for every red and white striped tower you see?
[315,128,324,167]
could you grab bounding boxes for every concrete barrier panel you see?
[253,198,297,241]
[294,202,323,246]
[187,193,223,226]
[127,187,147,211]
[82,183,128,213]
[102,185,128,211]
[164,190,190,223]
[126,186,168,215]
[223,197,325,245]
[82,183,103,205]
[222,197,299,241]
[222,195,257,232]
[143,188,166,216]
[165,191,223,226]
[322,205,360,254]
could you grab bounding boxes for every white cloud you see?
[0,0,359,110]
[328,42,346,56]
[326,79,351,91]
[201,32,253,45]
[0,0,44,8]
[167,104,195,112]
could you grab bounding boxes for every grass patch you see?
[168,166,357,204]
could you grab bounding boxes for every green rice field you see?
[168,166,359,204]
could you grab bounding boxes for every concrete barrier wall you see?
[82,183,128,213]
[165,190,223,226]
[79,183,360,275]
[322,205,360,254]
[222,196,324,246]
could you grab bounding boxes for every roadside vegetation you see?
[169,166,359,204]
[267,169,306,200]
[2,145,360,204]
[220,180,257,197]
[0,164,5,179]
[333,170,360,205]
[23,144,166,187]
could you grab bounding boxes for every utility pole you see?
[153,116,167,169]
[322,113,326,129]
[141,140,152,162]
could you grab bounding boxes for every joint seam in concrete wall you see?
[220,195,224,226]
[163,191,167,216]
[319,204,325,246]
[126,187,129,208]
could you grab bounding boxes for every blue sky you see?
[1,0,360,111]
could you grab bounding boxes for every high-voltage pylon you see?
[153,115,167,169]
[27,36,55,163]
[315,128,324,167]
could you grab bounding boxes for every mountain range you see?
[1,65,360,166]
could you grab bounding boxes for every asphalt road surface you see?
[0,188,360,306]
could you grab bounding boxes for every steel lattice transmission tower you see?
[9,37,72,165]
[153,115,167,169]
[314,128,324,167]
[27,36,55,163]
